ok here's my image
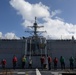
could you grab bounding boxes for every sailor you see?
[29,58,32,69]
[12,55,17,69]
[69,56,74,70]
[40,56,45,69]
[60,56,65,69]
[53,57,58,70]
[1,59,6,69]
[22,55,26,69]
[48,56,52,70]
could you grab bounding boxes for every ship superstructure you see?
[25,17,47,56]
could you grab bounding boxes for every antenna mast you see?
[25,17,46,37]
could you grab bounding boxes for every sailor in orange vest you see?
[53,57,58,70]
[48,56,52,70]
[12,55,17,69]
[2,59,6,69]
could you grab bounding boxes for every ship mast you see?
[25,17,46,37]
[25,17,46,55]
[34,17,38,37]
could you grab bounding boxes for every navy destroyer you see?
[0,17,76,69]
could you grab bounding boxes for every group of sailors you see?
[0,55,32,69]
[41,56,74,70]
[0,55,18,69]
[0,55,75,70]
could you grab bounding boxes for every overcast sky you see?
[0,0,76,39]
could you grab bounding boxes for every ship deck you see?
[0,69,76,75]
